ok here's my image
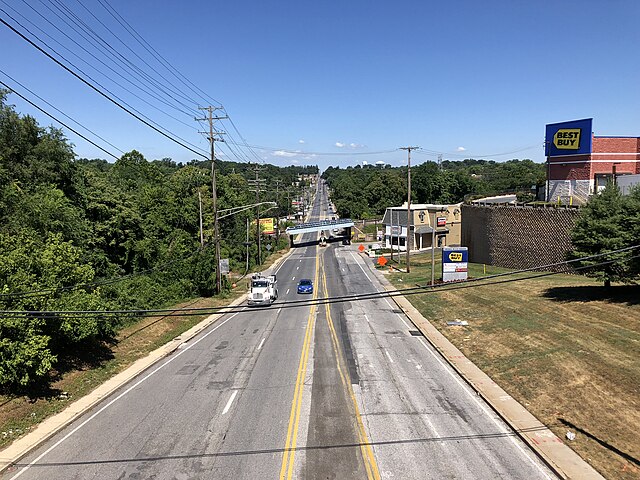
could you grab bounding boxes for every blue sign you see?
[442,247,468,264]
[545,118,593,156]
[442,247,468,282]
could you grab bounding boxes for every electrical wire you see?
[9,0,199,123]
[0,9,208,159]
[2,245,637,319]
[96,0,224,108]
[0,78,120,160]
[67,0,204,112]
[0,71,124,156]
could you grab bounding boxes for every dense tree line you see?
[322,159,545,218]
[0,92,316,390]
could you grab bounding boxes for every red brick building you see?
[548,135,640,204]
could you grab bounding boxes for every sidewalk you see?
[363,252,604,480]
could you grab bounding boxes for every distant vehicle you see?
[247,274,278,306]
[297,279,313,294]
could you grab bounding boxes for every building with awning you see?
[382,203,462,251]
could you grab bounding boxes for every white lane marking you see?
[222,390,238,415]
[299,259,302,262]
[257,337,266,350]
[384,349,394,363]
[292,276,295,281]
[286,288,290,295]
[416,337,552,479]
[9,310,243,480]
[347,250,413,329]
[274,257,287,274]
[364,314,370,323]
[296,266,299,270]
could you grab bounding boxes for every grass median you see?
[385,252,639,480]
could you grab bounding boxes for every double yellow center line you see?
[279,247,320,479]
[279,250,380,479]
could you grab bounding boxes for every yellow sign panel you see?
[553,129,581,150]
[448,252,463,262]
[252,218,275,234]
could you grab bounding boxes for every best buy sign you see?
[545,118,592,156]
[553,129,581,150]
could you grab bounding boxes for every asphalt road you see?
[3,180,556,479]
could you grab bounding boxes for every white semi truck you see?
[247,273,278,306]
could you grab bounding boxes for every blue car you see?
[297,279,313,294]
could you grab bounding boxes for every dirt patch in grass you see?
[388,253,640,480]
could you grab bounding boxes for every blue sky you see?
[1,0,639,171]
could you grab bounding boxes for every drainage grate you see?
[409,330,423,337]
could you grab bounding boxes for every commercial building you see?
[382,203,462,252]
[546,118,640,204]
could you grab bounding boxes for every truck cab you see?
[247,274,278,306]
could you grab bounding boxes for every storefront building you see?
[546,118,640,204]
[382,203,462,252]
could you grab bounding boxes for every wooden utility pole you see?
[197,106,227,294]
[248,163,267,265]
[275,179,282,240]
[198,190,204,247]
[400,146,419,273]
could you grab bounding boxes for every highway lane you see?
[3,179,557,479]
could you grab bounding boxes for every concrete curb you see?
[0,248,295,474]
[362,253,604,480]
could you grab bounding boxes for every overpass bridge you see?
[285,218,354,246]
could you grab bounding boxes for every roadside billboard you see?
[442,246,468,282]
[545,118,593,156]
[252,218,275,234]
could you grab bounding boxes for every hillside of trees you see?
[322,159,546,219]
[0,92,316,390]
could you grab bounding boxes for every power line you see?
[0,78,120,160]
[0,9,208,159]
[69,0,204,111]
[10,0,199,123]
[3,245,638,319]
[231,143,400,157]
[0,70,124,156]
[46,0,202,117]
[95,0,223,108]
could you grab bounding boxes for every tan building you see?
[382,203,462,251]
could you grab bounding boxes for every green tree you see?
[570,183,636,286]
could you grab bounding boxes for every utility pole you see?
[245,217,250,274]
[248,163,267,265]
[197,106,227,294]
[198,190,204,247]
[274,179,282,240]
[400,146,419,273]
